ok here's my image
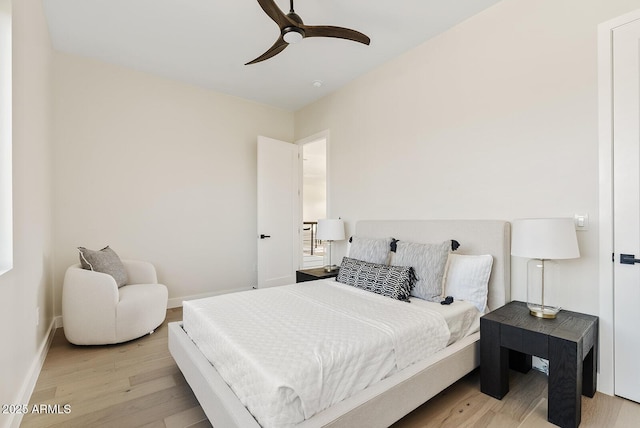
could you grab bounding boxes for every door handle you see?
[260,234,271,239]
[620,254,640,264]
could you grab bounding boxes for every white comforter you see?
[183,280,451,428]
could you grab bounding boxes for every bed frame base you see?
[169,322,479,428]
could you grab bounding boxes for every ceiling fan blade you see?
[257,0,294,29]
[302,25,370,45]
[245,36,289,65]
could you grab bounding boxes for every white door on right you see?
[613,17,640,404]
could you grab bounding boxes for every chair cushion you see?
[116,283,168,342]
[78,246,128,287]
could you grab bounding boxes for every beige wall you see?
[52,53,294,310]
[0,0,53,426]
[7,0,640,409]
[295,0,640,392]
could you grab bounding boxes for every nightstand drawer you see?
[501,324,549,359]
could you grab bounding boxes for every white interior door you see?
[613,17,640,403]
[257,136,300,288]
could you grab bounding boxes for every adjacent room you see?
[3,0,640,427]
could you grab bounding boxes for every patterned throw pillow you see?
[336,256,416,302]
[78,246,128,287]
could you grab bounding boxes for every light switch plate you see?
[574,214,589,231]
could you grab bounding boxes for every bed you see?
[169,219,511,427]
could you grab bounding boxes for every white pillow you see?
[443,254,493,313]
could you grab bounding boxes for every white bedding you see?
[419,296,481,345]
[182,280,479,428]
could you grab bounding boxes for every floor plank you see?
[163,406,209,428]
[22,307,640,427]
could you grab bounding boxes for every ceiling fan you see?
[246,0,371,65]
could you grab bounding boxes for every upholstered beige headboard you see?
[355,220,511,311]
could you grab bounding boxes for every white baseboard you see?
[167,287,253,308]
[9,318,58,428]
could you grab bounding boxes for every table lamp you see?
[316,219,345,272]
[511,218,580,319]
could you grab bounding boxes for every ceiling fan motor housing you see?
[287,11,303,24]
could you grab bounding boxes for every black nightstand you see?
[480,301,598,428]
[296,267,339,283]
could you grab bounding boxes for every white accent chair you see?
[62,259,168,345]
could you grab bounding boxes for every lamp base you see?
[528,303,561,319]
[323,265,339,273]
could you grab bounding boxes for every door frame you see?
[598,8,640,396]
[295,130,331,267]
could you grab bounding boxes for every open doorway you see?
[300,137,327,268]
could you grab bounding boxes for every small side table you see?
[480,301,598,428]
[296,267,339,283]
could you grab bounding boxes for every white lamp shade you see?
[316,219,345,241]
[511,218,580,259]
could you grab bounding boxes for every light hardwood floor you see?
[21,308,640,428]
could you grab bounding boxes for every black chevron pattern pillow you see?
[336,256,416,302]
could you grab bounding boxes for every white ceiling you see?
[42,0,503,111]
